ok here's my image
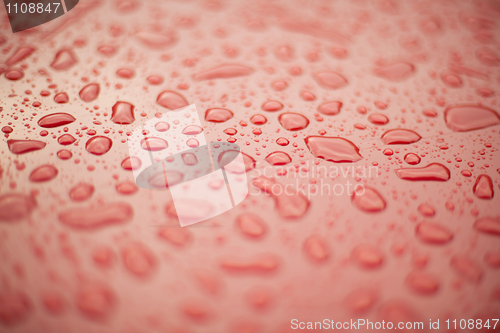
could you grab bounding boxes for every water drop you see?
[304,136,362,163]
[0,193,37,222]
[250,114,267,125]
[404,153,421,165]
[262,101,283,112]
[405,271,439,295]
[473,217,500,236]
[5,68,24,80]
[140,137,168,151]
[374,62,415,81]
[156,90,188,110]
[450,255,483,283]
[265,151,292,165]
[182,125,203,135]
[278,113,309,131]
[58,202,133,230]
[444,105,500,132]
[120,242,157,278]
[69,183,95,201]
[29,165,58,182]
[381,129,421,144]
[50,49,77,70]
[0,291,32,326]
[86,136,112,155]
[416,222,453,244]
[473,174,494,199]
[7,139,46,154]
[76,284,116,321]
[368,113,389,125]
[158,227,192,247]
[395,163,450,181]
[57,134,76,145]
[38,113,76,128]
[313,71,348,89]
[79,83,100,102]
[351,245,384,269]
[134,31,176,49]
[417,203,435,217]
[205,108,234,122]
[351,187,386,212]
[54,92,69,104]
[155,122,170,132]
[194,64,253,80]
[121,156,141,170]
[236,213,267,238]
[317,101,342,115]
[303,235,329,262]
[110,102,135,124]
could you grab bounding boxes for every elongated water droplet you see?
[50,49,77,70]
[236,213,267,238]
[134,31,176,49]
[351,187,386,212]
[182,125,203,135]
[265,151,292,165]
[395,163,450,181]
[79,84,100,102]
[6,46,35,66]
[69,183,95,201]
[416,222,453,244]
[57,134,76,145]
[262,101,283,112]
[381,129,421,144]
[38,113,75,128]
[303,235,330,263]
[305,136,362,163]
[158,228,192,247]
[317,101,342,115]
[219,253,281,274]
[368,113,389,125]
[156,90,188,110]
[29,165,58,182]
[140,137,168,151]
[444,105,500,132]
[0,193,37,222]
[111,102,135,124]
[194,64,253,80]
[313,71,348,89]
[58,202,133,230]
[205,108,234,122]
[121,242,157,278]
[473,217,500,236]
[374,62,415,81]
[405,271,439,295]
[473,174,494,199]
[404,153,421,165]
[86,136,112,155]
[351,245,384,269]
[7,139,46,154]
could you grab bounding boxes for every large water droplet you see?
[69,183,95,201]
[57,134,76,145]
[473,174,494,199]
[317,101,342,115]
[76,283,116,321]
[182,125,203,135]
[29,165,58,182]
[381,129,421,144]
[7,139,46,154]
[157,228,192,247]
[54,92,69,104]
[416,222,453,245]
[50,49,77,70]
[86,136,112,155]
[0,193,37,222]
[205,108,234,122]
[374,62,415,81]
[194,64,253,80]
[58,202,133,230]
[111,102,135,124]
[473,217,500,236]
[120,242,157,278]
[278,112,309,131]
[444,105,500,132]
[121,156,141,170]
[351,187,386,212]
[140,137,168,151]
[265,151,292,165]
[236,213,267,238]
[368,113,389,125]
[79,84,100,102]
[305,136,362,163]
[156,90,188,110]
[313,71,348,89]
[395,163,450,181]
[261,101,283,112]
[38,113,76,128]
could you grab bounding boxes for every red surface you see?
[0,0,500,332]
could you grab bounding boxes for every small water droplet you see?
[381,129,421,144]
[473,174,494,199]
[69,183,95,201]
[86,136,112,155]
[265,151,292,165]
[156,90,188,110]
[140,137,168,151]
[79,84,100,102]
[261,101,283,112]
[205,108,234,122]
[416,222,453,245]
[351,187,386,212]
[0,193,37,222]
[111,102,135,124]
[303,235,329,262]
[51,49,77,70]
[278,113,309,131]
[236,213,267,238]
[317,101,342,115]
[29,165,58,182]
[374,62,415,81]
[313,71,348,89]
